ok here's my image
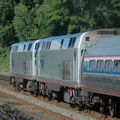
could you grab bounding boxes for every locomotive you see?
[9,28,119,117]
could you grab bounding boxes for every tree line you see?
[0,0,120,47]
[0,0,120,71]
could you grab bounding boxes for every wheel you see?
[15,86,20,91]
[30,91,38,97]
[109,101,117,117]
[100,104,107,117]
[75,104,80,110]
[100,105,104,115]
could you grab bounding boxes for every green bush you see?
[0,47,9,72]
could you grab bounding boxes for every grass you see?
[0,47,9,72]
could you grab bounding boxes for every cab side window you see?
[28,43,32,51]
[68,37,76,48]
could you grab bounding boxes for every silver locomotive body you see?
[9,29,117,103]
[9,40,39,83]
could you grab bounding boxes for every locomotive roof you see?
[85,35,120,57]
[10,32,83,47]
[11,28,118,46]
[39,32,83,42]
[11,40,37,46]
[10,28,118,53]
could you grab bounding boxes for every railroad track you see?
[0,91,38,120]
[0,100,34,120]
[0,87,72,120]
[0,73,120,120]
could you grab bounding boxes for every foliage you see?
[13,3,33,41]
[94,0,120,28]
[0,0,18,46]
[68,14,95,33]
[0,0,120,71]
[36,0,71,37]
[0,47,9,71]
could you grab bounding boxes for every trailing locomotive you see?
[9,28,119,116]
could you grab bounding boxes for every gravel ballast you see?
[0,85,99,120]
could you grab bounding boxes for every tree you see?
[36,0,72,37]
[68,14,94,33]
[90,0,120,28]
[13,3,38,41]
[0,0,18,46]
